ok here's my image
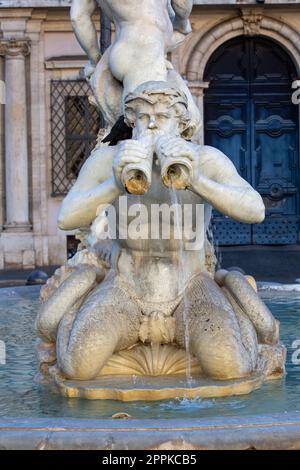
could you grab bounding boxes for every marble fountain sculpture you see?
[36,0,286,401]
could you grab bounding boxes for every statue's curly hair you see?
[124,81,193,138]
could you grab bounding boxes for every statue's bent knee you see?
[175,273,255,380]
[191,329,253,380]
[36,267,97,342]
[56,278,141,380]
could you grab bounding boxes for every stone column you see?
[0,57,5,232]
[0,39,31,231]
[188,80,209,144]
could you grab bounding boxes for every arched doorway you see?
[204,36,299,245]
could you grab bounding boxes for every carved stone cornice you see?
[188,80,209,97]
[0,39,31,58]
[240,9,263,37]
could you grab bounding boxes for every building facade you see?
[0,0,299,268]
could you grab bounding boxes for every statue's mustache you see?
[132,129,168,153]
[133,128,176,144]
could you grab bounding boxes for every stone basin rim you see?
[51,372,267,401]
[1,412,300,449]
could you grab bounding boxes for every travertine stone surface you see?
[49,341,285,400]
[2,413,300,450]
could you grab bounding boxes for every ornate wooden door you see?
[204,37,299,245]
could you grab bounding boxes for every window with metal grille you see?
[51,80,105,196]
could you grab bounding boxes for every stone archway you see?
[186,13,300,82]
[184,12,300,144]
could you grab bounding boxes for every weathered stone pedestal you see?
[48,342,286,402]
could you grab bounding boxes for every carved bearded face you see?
[125,98,181,140]
[124,86,191,141]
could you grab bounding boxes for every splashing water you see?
[207,218,222,271]
[130,194,153,292]
[169,186,193,385]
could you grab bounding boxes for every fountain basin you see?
[0,285,299,449]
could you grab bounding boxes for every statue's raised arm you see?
[71,0,101,78]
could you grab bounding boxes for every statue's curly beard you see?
[132,127,180,143]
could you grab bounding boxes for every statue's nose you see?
[148,116,157,129]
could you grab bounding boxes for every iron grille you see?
[51,80,105,196]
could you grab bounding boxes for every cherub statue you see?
[71,0,193,81]
[36,82,283,383]
[70,0,200,131]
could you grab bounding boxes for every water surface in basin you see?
[0,286,299,419]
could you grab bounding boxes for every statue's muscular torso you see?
[113,156,206,302]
